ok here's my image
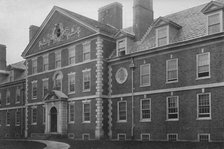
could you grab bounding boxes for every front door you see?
[50,107,57,132]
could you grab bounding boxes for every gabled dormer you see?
[201,1,224,35]
[154,17,181,47]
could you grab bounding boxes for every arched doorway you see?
[50,107,57,132]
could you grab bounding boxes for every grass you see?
[0,140,46,149]
[54,139,224,149]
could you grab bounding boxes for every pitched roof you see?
[9,60,26,70]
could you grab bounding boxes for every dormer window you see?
[156,26,168,47]
[117,38,126,56]
[207,11,222,35]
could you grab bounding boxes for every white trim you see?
[55,50,62,68]
[68,102,75,124]
[83,40,91,62]
[116,38,127,56]
[156,25,169,47]
[141,133,150,141]
[117,100,127,123]
[68,73,76,94]
[206,10,223,35]
[68,45,76,65]
[82,69,91,92]
[198,133,210,142]
[42,78,49,98]
[140,64,151,87]
[140,98,151,122]
[166,58,178,83]
[166,96,179,121]
[31,58,38,74]
[110,82,224,98]
[197,92,211,120]
[167,133,178,141]
[117,133,126,141]
[0,106,25,111]
[82,101,91,123]
[42,54,49,71]
[196,52,210,79]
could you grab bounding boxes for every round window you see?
[115,67,128,84]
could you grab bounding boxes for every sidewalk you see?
[32,140,70,149]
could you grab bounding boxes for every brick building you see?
[1,0,224,142]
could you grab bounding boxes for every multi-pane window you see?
[6,111,10,126]
[166,59,178,82]
[54,74,62,91]
[83,102,91,122]
[32,81,37,99]
[141,134,150,141]
[16,87,21,103]
[118,134,126,141]
[55,51,61,68]
[198,134,210,142]
[32,58,37,74]
[167,96,179,120]
[31,107,37,125]
[6,89,10,105]
[197,93,211,119]
[83,42,90,61]
[117,39,126,56]
[15,109,20,126]
[118,101,127,122]
[83,70,91,91]
[157,26,168,46]
[167,134,178,141]
[140,99,151,121]
[69,47,76,65]
[42,79,48,97]
[68,73,76,93]
[69,102,75,123]
[197,53,210,78]
[43,54,49,71]
[208,13,221,35]
[140,64,150,86]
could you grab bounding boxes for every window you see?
[32,81,37,99]
[197,53,210,79]
[6,89,10,105]
[118,101,127,122]
[198,133,210,142]
[32,58,37,74]
[167,96,179,120]
[166,59,178,82]
[157,26,168,46]
[16,87,21,103]
[6,111,10,126]
[69,102,75,123]
[31,107,37,125]
[82,134,90,140]
[118,134,126,141]
[208,12,222,35]
[68,73,76,93]
[43,54,49,71]
[140,64,150,86]
[197,93,211,119]
[117,39,126,56]
[140,99,151,121]
[141,134,150,141]
[83,70,91,91]
[0,93,2,106]
[83,42,90,61]
[69,47,76,65]
[54,73,62,91]
[83,101,91,122]
[55,51,61,68]
[43,106,45,124]
[42,79,48,97]
[167,134,178,141]
[15,109,20,126]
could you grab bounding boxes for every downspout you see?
[129,57,135,139]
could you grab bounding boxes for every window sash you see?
[69,49,76,64]
[16,88,21,103]
[69,103,75,122]
[69,75,75,93]
[43,107,45,124]
[167,59,178,82]
[6,90,10,104]
[6,111,10,125]
[168,134,178,141]
[83,44,90,61]
[198,93,211,118]
[83,71,90,91]
[157,26,168,46]
[15,110,20,125]
[199,134,210,142]
[140,64,150,86]
[83,103,90,122]
[197,53,210,78]
[118,101,127,121]
[32,108,37,124]
[141,99,151,120]
[32,82,37,99]
[42,80,48,97]
[32,59,37,74]
[167,96,179,120]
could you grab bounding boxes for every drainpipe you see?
[129,57,135,140]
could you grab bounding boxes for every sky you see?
[0,0,212,65]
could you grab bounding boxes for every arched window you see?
[54,73,62,91]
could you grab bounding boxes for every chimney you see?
[133,0,154,41]
[29,25,39,41]
[98,2,123,29]
[0,44,6,71]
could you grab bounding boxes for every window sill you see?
[6,103,10,105]
[166,80,178,84]
[6,124,10,127]
[31,123,37,125]
[197,117,211,120]
[82,121,91,124]
[32,98,37,100]
[69,122,75,124]
[140,84,151,88]
[166,119,179,121]
[68,92,76,95]
[117,120,127,123]
[83,90,90,92]
[15,124,20,127]
[15,102,20,104]
[196,76,210,80]
[140,119,151,122]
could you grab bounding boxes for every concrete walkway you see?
[32,140,70,149]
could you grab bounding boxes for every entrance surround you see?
[44,90,68,134]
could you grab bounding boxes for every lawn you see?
[0,140,46,149]
[55,140,224,149]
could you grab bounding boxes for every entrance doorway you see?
[50,107,57,132]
